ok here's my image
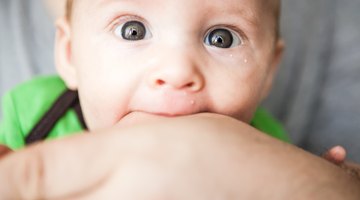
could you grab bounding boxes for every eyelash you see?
[204,26,245,48]
[109,15,142,30]
[109,15,246,47]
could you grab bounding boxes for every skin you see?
[55,0,284,130]
[0,114,359,199]
[53,0,347,162]
[1,0,359,198]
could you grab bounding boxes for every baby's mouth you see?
[116,110,206,128]
[119,94,208,126]
[116,111,173,128]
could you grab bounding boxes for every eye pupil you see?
[207,29,233,48]
[213,36,224,44]
[131,30,137,36]
[121,21,146,41]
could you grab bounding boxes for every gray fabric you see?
[264,0,360,162]
[0,0,359,161]
[0,0,56,119]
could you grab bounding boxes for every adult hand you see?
[0,113,359,199]
[323,145,360,180]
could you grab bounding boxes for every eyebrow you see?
[96,0,260,27]
[94,0,149,12]
[97,0,135,6]
[206,3,260,27]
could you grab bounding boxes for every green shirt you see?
[0,76,290,150]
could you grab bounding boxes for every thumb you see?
[0,132,116,200]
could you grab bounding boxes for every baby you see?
[0,0,360,198]
[0,0,287,147]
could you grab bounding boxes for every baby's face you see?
[56,0,283,130]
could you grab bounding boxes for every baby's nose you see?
[152,70,203,92]
[147,60,204,92]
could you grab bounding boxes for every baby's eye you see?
[114,20,150,41]
[204,28,242,48]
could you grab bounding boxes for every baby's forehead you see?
[74,0,277,23]
[76,0,276,14]
[71,0,279,39]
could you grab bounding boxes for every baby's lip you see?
[116,111,175,128]
[130,98,205,118]
[130,110,203,118]
[118,109,207,127]
[141,111,195,117]
[131,104,204,118]
[130,87,207,117]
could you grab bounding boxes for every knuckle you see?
[17,146,46,199]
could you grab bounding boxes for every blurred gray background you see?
[1,0,360,161]
[264,0,360,161]
[0,0,56,97]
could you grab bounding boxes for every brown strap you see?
[25,89,87,145]
[74,101,87,130]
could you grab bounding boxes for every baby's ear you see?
[261,38,285,100]
[55,17,78,90]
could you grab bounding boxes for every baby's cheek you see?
[78,92,117,130]
[211,89,259,123]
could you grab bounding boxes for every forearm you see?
[339,162,360,181]
[0,113,359,199]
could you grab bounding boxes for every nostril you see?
[152,77,203,91]
[156,79,165,85]
[186,82,194,88]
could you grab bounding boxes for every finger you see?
[0,132,116,200]
[339,161,360,181]
[323,145,347,165]
[0,145,12,159]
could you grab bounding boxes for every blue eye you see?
[204,28,242,48]
[114,20,150,41]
